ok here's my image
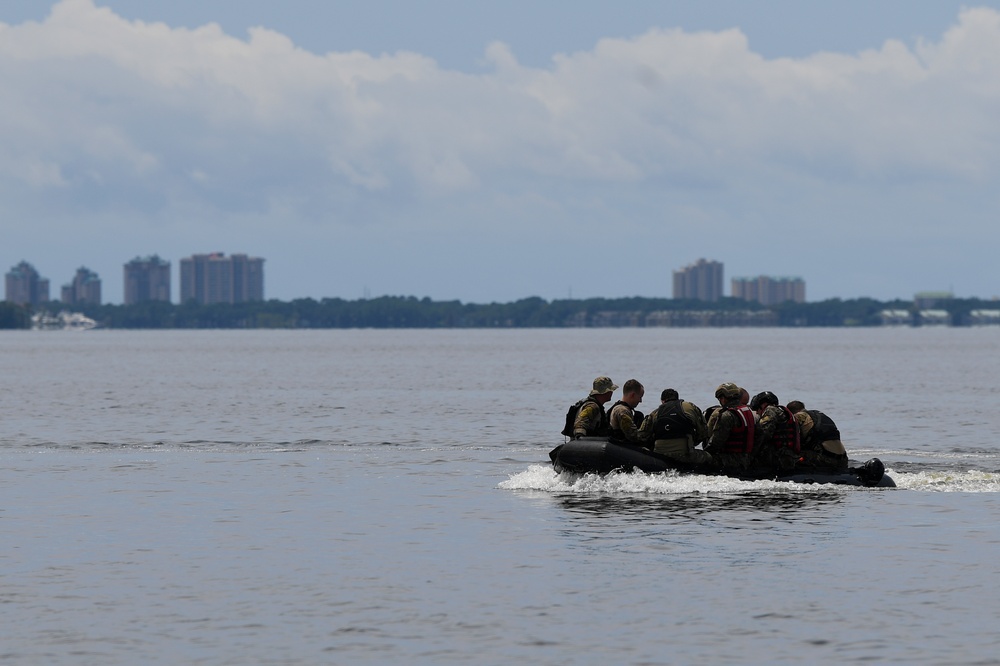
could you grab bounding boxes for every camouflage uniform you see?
[571,376,618,438]
[609,402,643,444]
[705,408,752,474]
[754,404,800,474]
[573,400,609,439]
[638,399,712,464]
[794,410,849,473]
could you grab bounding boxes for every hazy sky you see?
[3,0,1000,304]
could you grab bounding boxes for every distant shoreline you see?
[5,295,999,329]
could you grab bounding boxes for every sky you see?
[3,0,1000,304]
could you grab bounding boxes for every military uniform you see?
[573,400,609,439]
[705,405,754,474]
[571,376,618,439]
[609,401,643,444]
[754,404,800,474]
[639,398,711,464]
[794,410,849,472]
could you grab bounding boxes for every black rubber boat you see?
[549,439,896,488]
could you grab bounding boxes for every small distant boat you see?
[31,311,98,331]
[549,438,895,488]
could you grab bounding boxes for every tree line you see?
[3,295,998,329]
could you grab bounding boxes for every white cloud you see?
[3,0,1000,301]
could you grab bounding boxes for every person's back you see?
[788,401,848,472]
[639,388,711,464]
[751,392,801,474]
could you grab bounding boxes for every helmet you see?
[750,391,778,410]
[715,382,740,400]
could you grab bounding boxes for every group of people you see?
[567,376,850,476]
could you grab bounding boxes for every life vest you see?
[805,409,840,443]
[651,400,695,440]
[769,406,801,453]
[722,405,755,455]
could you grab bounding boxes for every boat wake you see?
[500,464,1000,494]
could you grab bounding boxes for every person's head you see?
[715,382,741,406]
[622,379,644,408]
[786,400,805,414]
[660,388,679,403]
[738,388,750,406]
[750,391,779,413]
[589,376,618,405]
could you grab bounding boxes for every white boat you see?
[30,310,98,331]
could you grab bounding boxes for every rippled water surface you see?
[2,328,999,664]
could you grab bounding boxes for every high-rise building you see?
[124,255,172,304]
[61,267,102,305]
[672,259,724,302]
[731,276,806,305]
[179,253,265,305]
[5,260,50,306]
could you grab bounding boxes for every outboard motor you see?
[857,458,886,487]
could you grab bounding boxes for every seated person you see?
[705,382,756,474]
[787,400,849,473]
[608,379,646,445]
[749,391,801,474]
[569,376,618,439]
[638,388,712,465]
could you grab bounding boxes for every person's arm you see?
[705,411,732,453]
[616,407,641,443]
[755,406,780,446]
[573,402,600,438]
[686,402,709,445]
[637,410,655,443]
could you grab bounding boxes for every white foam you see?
[499,464,855,495]
[888,469,1000,493]
[501,465,1000,494]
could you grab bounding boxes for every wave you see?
[499,464,1000,494]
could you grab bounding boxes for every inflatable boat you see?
[549,439,896,488]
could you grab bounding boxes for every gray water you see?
[2,328,999,665]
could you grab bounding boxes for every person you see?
[787,400,849,472]
[706,386,748,424]
[705,382,756,473]
[569,376,619,439]
[608,379,645,445]
[749,391,801,474]
[638,388,712,464]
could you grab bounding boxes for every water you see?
[2,328,1000,664]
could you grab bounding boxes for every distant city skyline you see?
[2,254,986,307]
[6,253,265,306]
[3,2,1000,303]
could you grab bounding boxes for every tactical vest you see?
[651,400,695,440]
[607,400,635,442]
[722,405,756,455]
[769,406,802,453]
[806,409,840,443]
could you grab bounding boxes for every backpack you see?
[561,398,589,437]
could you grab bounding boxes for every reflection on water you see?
[554,489,844,521]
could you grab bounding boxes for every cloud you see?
[3,0,1000,301]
